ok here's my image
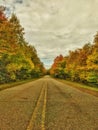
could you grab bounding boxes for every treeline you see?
[0,6,45,84]
[50,33,98,87]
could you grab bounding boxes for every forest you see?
[0,6,45,84]
[50,34,98,87]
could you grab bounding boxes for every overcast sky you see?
[1,0,98,68]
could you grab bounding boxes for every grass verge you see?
[0,78,38,91]
[56,79,98,97]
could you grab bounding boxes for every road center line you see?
[26,85,45,130]
[41,84,47,130]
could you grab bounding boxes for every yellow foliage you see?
[25,58,35,69]
[6,63,22,72]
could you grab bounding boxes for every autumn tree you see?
[50,33,98,87]
[0,8,45,84]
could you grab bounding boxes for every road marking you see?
[41,85,47,130]
[26,86,45,130]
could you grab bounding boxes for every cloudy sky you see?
[1,0,98,68]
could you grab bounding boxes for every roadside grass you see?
[0,78,38,91]
[57,79,98,91]
[56,79,98,97]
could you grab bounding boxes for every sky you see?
[1,0,98,68]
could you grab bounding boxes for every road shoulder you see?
[56,79,98,97]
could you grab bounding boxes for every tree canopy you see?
[50,34,98,87]
[0,8,45,84]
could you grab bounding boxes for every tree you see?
[0,11,45,84]
[9,13,25,46]
[50,33,98,87]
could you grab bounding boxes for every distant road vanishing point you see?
[0,76,98,130]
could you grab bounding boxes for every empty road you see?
[0,76,98,130]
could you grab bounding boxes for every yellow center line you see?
[27,86,45,130]
[41,84,47,130]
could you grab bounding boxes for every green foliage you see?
[86,71,98,83]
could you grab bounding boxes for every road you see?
[0,76,98,130]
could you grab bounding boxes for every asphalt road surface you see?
[0,76,98,130]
